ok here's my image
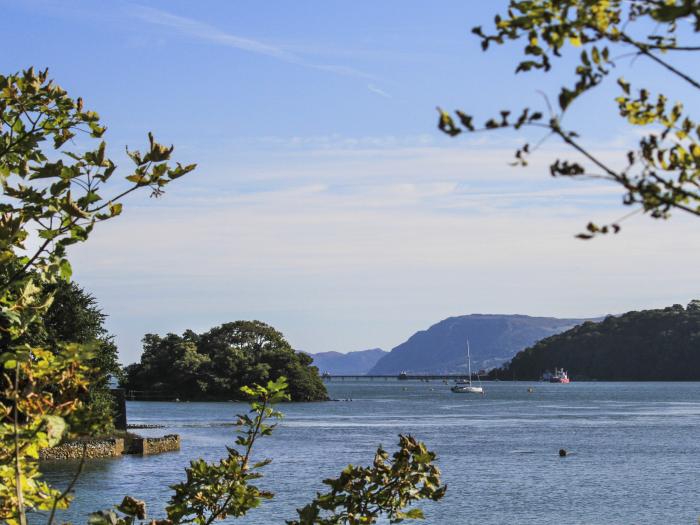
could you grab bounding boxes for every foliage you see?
[0,67,194,525]
[87,379,445,525]
[0,342,92,521]
[289,435,446,525]
[438,0,700,237]
[165,379,288,525]
[38,281,121,433]
[122,320,329,402]
[489,300,700,380]
[0,279,120,433]
[41,280,119,370]
[44,281,121,433]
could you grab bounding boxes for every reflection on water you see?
[40,381,700,524]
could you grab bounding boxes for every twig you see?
[47,444,87,525]
[13,363,27,525]
[619,32,700,90]
[202,396,269,525]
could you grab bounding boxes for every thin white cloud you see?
[129,4,377,81]
[131,5,295,60]
[367,84,392,98]
[67,137,698,360]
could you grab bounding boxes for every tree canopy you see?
[123,320,329,402]
[0,67,195,522]
[439,0,700,237]
[40,281,121,432]
[490,300,700,380]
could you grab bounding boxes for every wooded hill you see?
[122,321,328,401]
[489,302,700,381]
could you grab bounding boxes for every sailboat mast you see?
[467,339,472,386]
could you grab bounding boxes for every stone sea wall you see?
[40,434,180,461]
[129,434,181,455]
[39,438,124,461]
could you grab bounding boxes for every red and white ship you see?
[548,368,570,383]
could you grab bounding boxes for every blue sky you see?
[3,1,700,363]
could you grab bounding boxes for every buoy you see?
[559,448,567,457]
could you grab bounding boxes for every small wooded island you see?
[122,320,329,401]
[489,301,700,381]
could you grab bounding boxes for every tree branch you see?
[47,444,87,525]
[620,32,700,90]
[13,363,27,525]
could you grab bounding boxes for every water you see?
[40,381,700,524]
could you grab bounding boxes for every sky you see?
[2,1,700,363]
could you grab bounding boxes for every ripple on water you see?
[41,381,700,525]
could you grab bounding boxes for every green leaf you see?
[126,174,146,184]
[29,161,64,180]
[403,508,425,519]
[88,511,119,525]
[43,415,66,447]
[109,203,123,217]
[558,88,575,111]
[59,259,72,280]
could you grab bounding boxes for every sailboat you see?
[451,339,484,394]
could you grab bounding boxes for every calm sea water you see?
[40,381,700,524]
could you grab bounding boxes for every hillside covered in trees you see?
[122,321,328,401]
[490,302,700,381]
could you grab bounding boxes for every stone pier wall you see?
[39,438,124,461]
[129,434,180,455]
[40,434,180,460]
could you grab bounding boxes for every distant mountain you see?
[369,314,595,375]
[309,348,387,375]
[491,302,700,381]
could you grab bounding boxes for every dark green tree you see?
[0,280,121,432]
[123,321,328,402]
[490,300,700,380]
[40,281,122,432]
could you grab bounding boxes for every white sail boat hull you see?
[451,385,484,394]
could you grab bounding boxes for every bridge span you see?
[322,374,473,381]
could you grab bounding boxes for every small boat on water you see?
[451,339,484,395]
[452,380,483,393]
[548,368,570,384]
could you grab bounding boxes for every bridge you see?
[125,390,179,401]
[322,374,474,381]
